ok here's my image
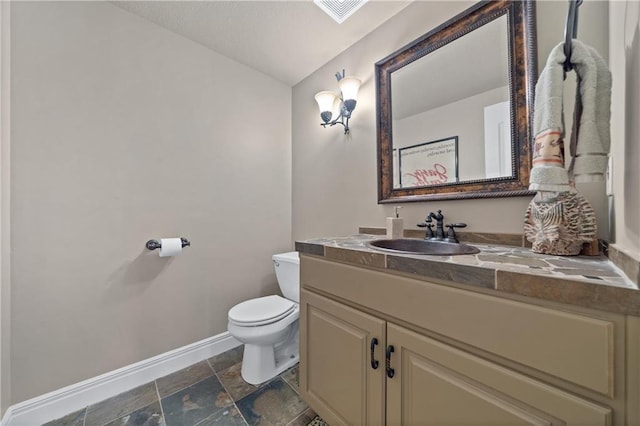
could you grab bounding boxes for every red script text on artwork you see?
[405,163,448,186]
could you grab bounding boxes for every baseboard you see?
[0,409,13,426]
[3,332,240,426]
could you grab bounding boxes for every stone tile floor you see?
[43,346,323,426]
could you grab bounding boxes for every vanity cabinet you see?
[299,255,634,425]
[385,323,610,425]
[300,289,385,425]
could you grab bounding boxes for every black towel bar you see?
[563,0,584,72]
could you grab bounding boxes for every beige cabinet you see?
[299,255,629,426]
[386,323,610,426]
[300,289,386,425]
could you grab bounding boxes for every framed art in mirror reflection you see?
[398,136,459,188]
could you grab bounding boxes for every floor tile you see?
[286,408,316,426]
[236,378,308,426]
[194,406,247,426]
[157,361,215,398]
[85,382,158,426]
[216,363,258,401]
[208,346,244,373]
[42,408,86,426]
[103,401,165,426]
[161,376,233,426]
[306,416,329,426]
[41,349,311,426]
[280,366,299,392]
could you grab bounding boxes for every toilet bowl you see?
[227,251,300,385]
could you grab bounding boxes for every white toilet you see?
[227,251,300,385]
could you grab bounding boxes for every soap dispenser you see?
[386,206,404,239]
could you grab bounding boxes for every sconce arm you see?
[320,111,350,134]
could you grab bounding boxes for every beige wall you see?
[292,1,610,240]
[9,1,291,403]
[609,0,640,261]
[0,1,10,415]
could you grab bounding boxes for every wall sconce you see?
[314,70,361,134]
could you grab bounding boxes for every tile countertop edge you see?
[295,237,640,317]
[496,270,640,317]
[608,244,640,286]
[385,255,496,290]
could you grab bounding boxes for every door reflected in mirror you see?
[376,0,537,202]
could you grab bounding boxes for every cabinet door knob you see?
[386,345,395,378]
[370,337,379,369]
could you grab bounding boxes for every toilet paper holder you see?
[145,238,191,251]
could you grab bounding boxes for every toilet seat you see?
[228,295,296,327]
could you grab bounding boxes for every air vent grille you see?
[314,0,369,24]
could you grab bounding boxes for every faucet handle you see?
[417,221,435,239]
[429,210,444,221]
[422,215,433,223]
[444,223,467,243]
[417,215,433,228]
[447,223,467,229]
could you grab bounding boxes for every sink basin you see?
[367,238,480,256]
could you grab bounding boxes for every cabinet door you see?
[300,289,386,426]
[386,323,611,426]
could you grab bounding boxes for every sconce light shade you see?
[339,76,361,103]
[315,70,360,134]
[314,91,338,123]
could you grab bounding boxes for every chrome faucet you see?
[418,210,467,243]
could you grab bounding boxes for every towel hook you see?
[563,0,583,72]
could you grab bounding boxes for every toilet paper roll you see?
[158,238,182,257]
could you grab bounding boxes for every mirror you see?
[376,0,537,202]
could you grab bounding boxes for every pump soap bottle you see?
[386,206,404,239]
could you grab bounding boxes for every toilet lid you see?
[228,295,296,326]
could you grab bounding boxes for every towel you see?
[529,40,611,190]
[529,42,572,192]
[567,42,612,183]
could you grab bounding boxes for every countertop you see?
[295,234,640,316]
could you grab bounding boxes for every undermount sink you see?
[367,238,480,256]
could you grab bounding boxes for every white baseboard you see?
[0,409,12,426]
[2,332,240,426]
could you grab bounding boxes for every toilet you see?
[227,251,300,385]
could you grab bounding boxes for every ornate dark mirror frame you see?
[376,0,537,203]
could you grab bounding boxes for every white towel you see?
[529,43,572,192]
[528,40,611,190]
[567,41,612,183]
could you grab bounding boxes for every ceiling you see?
[113,1,412,86]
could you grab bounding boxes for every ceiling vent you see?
[314,0,369,24]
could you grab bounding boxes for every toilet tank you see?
[273,251,300,303]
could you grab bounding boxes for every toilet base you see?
[240,324,299,385]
